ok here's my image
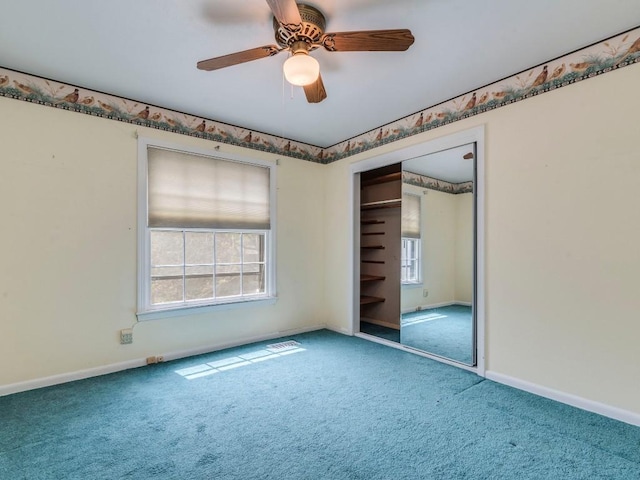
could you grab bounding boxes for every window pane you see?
[243,233,264,263]
[243,264,265,294]
[216,264,241,297]
[151,266,183,304]
[408,260,417,281]
[185,265,213,301]
[151,266,183,278]
[147,228,268,308]
[401,238,420,283]
[215,233,241,264]
[185,232,213,265]
[151,231,183,266]
[151,278,183,304]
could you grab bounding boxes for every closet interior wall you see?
[359,164,402,331]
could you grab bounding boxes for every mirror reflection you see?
[358,143,476,366]
[401,144,475,364]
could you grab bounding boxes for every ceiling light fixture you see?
[283,41,319,86]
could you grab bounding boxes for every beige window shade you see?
[147,147,270,230]
[402,193,421,238]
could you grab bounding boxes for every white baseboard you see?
[401,301,470,314]
[324,324,352,336]
[0,359,147,397]
[0,324,327,397]
[486,371,640,427]
[160,324,326,362]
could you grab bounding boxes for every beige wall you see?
[0,97,327,386]
[401,185,455,310]
[400,186,473,312]
[2,63,639,417]
[324,64,640,415]
[323,159,354,334]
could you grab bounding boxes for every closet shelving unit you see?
[359,164,402,330]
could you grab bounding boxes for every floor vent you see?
[266,340,301,352]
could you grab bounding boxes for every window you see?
[401,193,421,284]
[137,138,275,318]
[401,238,421,283]
[149,230,267,304]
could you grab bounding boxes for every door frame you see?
[349,125,485,376]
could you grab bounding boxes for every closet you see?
[352,126,485,372]
[359,163,401,331]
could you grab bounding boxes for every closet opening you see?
[350,126,485,375]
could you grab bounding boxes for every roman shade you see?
[147,147,270,230]
[401,193,421,238]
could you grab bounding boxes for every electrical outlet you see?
[120,328,133,344]
[423,289,429,297]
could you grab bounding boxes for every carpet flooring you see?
[359,321,400,343]
[1,330,639,479]
[401,305,474,364]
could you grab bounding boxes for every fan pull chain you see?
[280,64,288,140]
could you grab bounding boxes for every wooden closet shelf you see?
[361,260,385,264]
[361,219,385,225]
[362,232,384,236]
[360,295,386,305]
[361,199,401,210]
[361,171,402,187]
[361,245,385,250]
[360,274,386,282]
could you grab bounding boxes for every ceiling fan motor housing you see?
[274,4,326,50]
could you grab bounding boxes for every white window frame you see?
[136,137,277,320]
[401,237,421,285]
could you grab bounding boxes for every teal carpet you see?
[359,321,400,343]
[402,305,473,364]
[1,330,639,479]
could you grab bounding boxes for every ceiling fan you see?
[197,0,415,103]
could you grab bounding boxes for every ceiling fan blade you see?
[265,0,302,30]
[303,73,327,103]
[197,45,282,71]
[321,29,415,52]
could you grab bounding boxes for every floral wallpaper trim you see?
[0,68,327,164]
[0,27,638,165]
[403,171,473,195]
[326,26,640,163]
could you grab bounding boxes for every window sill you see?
[136,296,278,321]
[401,282,423,289]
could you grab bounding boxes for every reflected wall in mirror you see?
[400,143,476,365]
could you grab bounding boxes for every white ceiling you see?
[403,144,474,184]
[1,1,639,147]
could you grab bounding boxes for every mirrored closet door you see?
[359,143,477,366]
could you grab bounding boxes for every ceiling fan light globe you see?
[283,53,320,86]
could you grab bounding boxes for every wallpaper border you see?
[0,26,638,164]
[327,26,640,163]
[403,171,473,195]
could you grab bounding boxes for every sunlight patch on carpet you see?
[402,313,447,327]
[175,341,305,380]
